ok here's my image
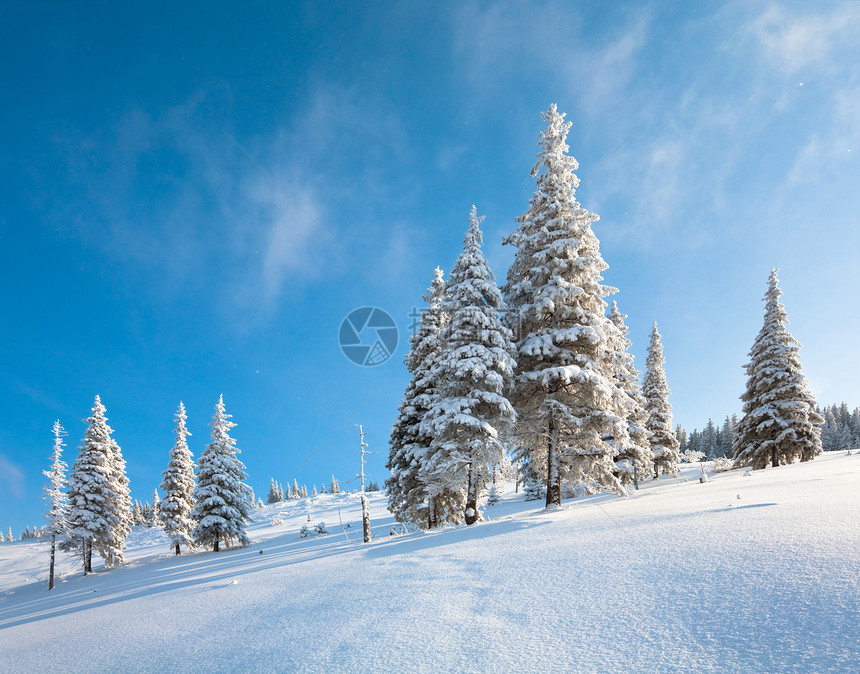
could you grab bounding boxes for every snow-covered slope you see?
[2,454,858,672]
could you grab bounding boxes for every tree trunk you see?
[83,538,93,574]
[213,539,219,553]
[175,542,181,555]
[771,446,778,468]
[361,493,371,542]
[545,417,560,507]
[48,535,56,591]
[465,461,479,525]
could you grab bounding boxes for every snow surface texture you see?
[1,454,858,672]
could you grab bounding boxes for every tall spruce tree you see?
[67,396,130,571]
[160,402,196,555]
[43,421,70,589]
[608,302,653,486]
[502,104,628,506]
[421,206,516,525]
[387,266,459,528]
[643,324,680,478]
[191,396,252,551]
[733,270,823,468]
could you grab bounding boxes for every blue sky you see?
[1,1,858,535]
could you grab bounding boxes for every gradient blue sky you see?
[1,1,858,535]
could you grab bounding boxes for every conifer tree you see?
[387,267,456,528]
[43,421,70,590]
[191,396,252,552]
[733,270,823,468]
[160,402,196,555]
[502,104,628,506]
[330,476,340,494]
[643,324,680,478]
[420,206,516,525]
[67,396,130,571]
[702,419,718,460]
[292,479,300,499]
[148,489,161,527]
[608,302,653,486]
[267,478,280,504]
[6,527,11,542]
[132,501,144,526]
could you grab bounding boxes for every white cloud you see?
[749,4,860,75]
[47,83,409,321]
[0,454,25,498]
[453,1,651,119]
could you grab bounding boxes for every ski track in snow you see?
[1,453,859,672]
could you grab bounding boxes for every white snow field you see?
[2,453,858,672]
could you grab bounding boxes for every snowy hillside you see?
[2,454,859,672]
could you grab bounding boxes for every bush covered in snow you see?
[270,518,285,527]
[313,522,329,535]
[680,449,706,464]
[710,457,734,473]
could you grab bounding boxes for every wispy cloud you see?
[43,83,411,321]
[452,1,651,120]
[749,3,860,76]
[0,453,25,498]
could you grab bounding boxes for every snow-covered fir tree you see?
[132,500,144,526]
[330,475,340,494]
[267,478,280,504]
[148,489,161,527]
[43,420,70,590]
[191,396,252,552]
[6,527,11,542]
[292,479,300,499]
[608,301,653,486]
[733,270,823,469]
[387,266,458,528]
[502,104,629,506]
[702,419,718,459]
[817,402,860,451]
[642,324,680,478]
[159,402,196,555]
[66,396,131,571]
[420,206,516,525]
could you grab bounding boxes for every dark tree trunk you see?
[213,539,220,553]
[175,542,181,555]
[771,446,778,468]
[48,535,56,590]
[545,417,561,507]
[465,461,479,525]
[84,539,93,574]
